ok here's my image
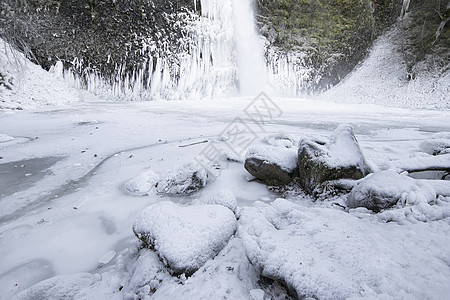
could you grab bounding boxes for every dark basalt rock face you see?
[256,0,449,93]
[0,0,198,85]
[255,0,402,93]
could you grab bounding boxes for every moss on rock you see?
[297,125,372,194]
[256,0,377,91]
[399,0,450,77]
[256,0,406,92]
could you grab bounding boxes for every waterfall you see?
[54,0,307,100]
[231,0,267,96]
[162,0,269,98]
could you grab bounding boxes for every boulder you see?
[125,170,159,196]
[263,132,295,148]
[244,145,298,185]
[133,202,237,275]
[0,134,15,143]
[206,189,238,215]
[239,197,450,300]
[419,132,450,155]
[394,153,450,173]
[297,124,372,194]
[157,162,209,196]
[346,170,436,212]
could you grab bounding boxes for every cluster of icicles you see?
[51,0,311,100]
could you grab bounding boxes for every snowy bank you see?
[320,23,450,110]
[0,39,80,111]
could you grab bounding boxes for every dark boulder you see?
[346,170,436,212]
[244,145,298,186]
[297,125,372,194]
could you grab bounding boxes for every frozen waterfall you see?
[54,0,307,100]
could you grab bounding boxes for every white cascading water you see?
[53,0,308,100]
[231,0,267,96]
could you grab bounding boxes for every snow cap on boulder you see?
[125,170,159,195]
[206,188,238,215]
[157,162,210,195]
[133,201,237,275]
[263,131,295,148]
[419,132,450,155]
[346,169,436,212]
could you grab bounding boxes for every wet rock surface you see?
[245,145,298,186]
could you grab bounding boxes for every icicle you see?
[53,0,312,100]
[400,0,410,18]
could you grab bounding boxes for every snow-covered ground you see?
[1,97,450,299]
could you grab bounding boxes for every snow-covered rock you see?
[394,153,450,173]
[125,170,159,196]
[249,288,265,300]
[419,132,450,155]
[157,162,210,196]
[263,132,295,148]
[133,202,237,275]
[137,238,261,299]
[244,145,298,185]
[298,124,372,194]
[206,188,238,214]
[347,170,436,212]
[0,134,15,143]
[14,273,112,300]
[376,197,450,224]
[239,198,450,299]
[123,248,171,299]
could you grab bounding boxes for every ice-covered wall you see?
[148,0,238,99]
[56,0,308,100]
